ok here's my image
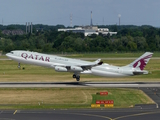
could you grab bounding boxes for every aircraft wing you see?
[80,59,103,70]
[51,59,103,72]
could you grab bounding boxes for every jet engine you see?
[70,66,83,72]
[55,66,67,72]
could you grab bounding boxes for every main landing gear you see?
[73,74,80,81]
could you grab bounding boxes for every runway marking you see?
[82,91,88,104]
[112,110,160,120]
[13,110,17,115]
[87,91,92,98]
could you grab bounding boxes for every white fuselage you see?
[6,50,134,77]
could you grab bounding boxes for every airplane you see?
[6,50,153,81]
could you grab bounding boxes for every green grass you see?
[0,88,154,109]
[0,55,8,59]
[62,52,160,58]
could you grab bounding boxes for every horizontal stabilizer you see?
[133,70,148,75]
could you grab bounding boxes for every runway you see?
[0,82,160,88]
[0,108,160,120]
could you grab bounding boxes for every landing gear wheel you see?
[18,63,21,69]
[76,75,80,81]
[73,74,76,78]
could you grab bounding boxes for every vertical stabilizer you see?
[127,52,153,70]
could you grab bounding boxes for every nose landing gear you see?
[18,63,21,69]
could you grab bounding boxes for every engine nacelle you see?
[70,66,83,72]
[55,66,67,72]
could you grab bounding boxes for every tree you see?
[61,36,74,51]
[73,38,83,52]
[127,41,137,51]
[3,39,14,52]
[155,35,160,51]
[42,43,53,52]
[134,37,148,51]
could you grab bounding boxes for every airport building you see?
[58,26,117,36]
[58,11,117,36]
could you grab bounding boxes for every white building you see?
[58,26,117,36]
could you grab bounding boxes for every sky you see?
[0,0,160,27]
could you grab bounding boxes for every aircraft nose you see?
[6,53,11,57]
[6,53,9,56]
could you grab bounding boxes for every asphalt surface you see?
[139,87,160,108]
[0,109,160,120]
[0,82,160,88]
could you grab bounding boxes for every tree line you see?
[0,24,160,53]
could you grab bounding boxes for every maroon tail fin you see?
[128,52,153,70]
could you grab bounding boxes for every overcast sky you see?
[0,0,160,27]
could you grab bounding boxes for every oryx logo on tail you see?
[133,54,153,70]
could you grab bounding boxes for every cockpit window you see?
[10,52,14,54]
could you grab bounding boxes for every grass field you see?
[92,88,154,108]
[0,88,154,109]
[62,52,160,58]
[2,51,160,58]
